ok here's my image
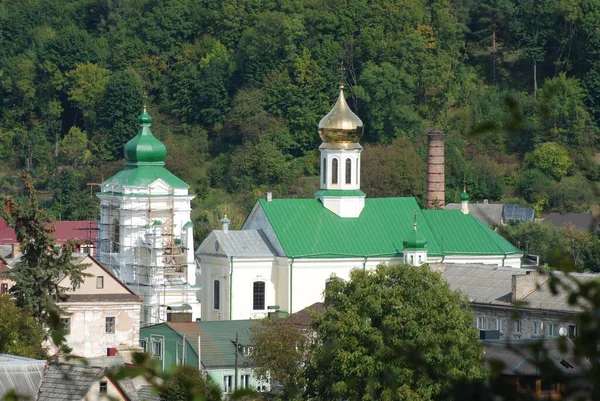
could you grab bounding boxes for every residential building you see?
[437,264,588,340]
[36,362,139,401]
[140,320,268,394]
[196,86,524,321]
[0,354,46,400]
[96,108,198,325]
[51,254,142,358]
[543,212,597,233]
[0,259,14,295]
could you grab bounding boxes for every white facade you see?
[97,180,198,325]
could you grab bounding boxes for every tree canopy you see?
[305,263,483,401]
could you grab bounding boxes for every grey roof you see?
[482,339,589,377]
[198,230,275,258]
[543,212,596,232]
[37,363,105,401]
[137,385,160,401]
[0,354,46,400]
[445,203,504,228]
[0,244,13,260]
[435,263,598,313]
[83,357,140,401]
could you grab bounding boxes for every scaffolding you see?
[97,188,193,326]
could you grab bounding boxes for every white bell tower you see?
[315,86,366,218]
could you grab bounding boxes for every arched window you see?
[213,280,220,310]
[253,281,265,310]
[331,159,338,184]
[345,158,352,184]
[111,218,119,253]
[322,158,326,184]
[418,255,422,264]
[410,255,414,264]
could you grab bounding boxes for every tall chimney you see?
[426,130,445,209]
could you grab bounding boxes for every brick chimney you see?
[511,271,546,301]
[426,130,445,209]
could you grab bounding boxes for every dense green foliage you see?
[0,0,600,241]
[0,294,46,359]
[305,263,483,401]
[159,366,222,401]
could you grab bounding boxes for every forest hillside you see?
[1,0,599,256]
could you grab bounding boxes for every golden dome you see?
[318,85,363,143]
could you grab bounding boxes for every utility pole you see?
[234,332,239,391]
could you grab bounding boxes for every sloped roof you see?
[101,165,189,190]
[138,385,160,401]
[167,320,254,369]
[37,363,105,401]
[543,213,596,232]
[0,354,46,399]
[83,356,140,401]
[0,218,97,245]
[445,203,504,228]
[199,230,275,258]
[436,263,597,313]
[482,339,589,377]
[281,302,325,328]
[256,198,521,258]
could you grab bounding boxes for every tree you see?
[524,142,573,180]
[249,316,311,400]
[159,366,222,401]
[66,63,110,131]
[0,294,46,359]
[305,263,483,401]
[499,221,562,265]
[3,174,88,333]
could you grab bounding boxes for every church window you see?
[213,280,220,310]
[331,159,338,184]
[322,158,326,184]
[418,255,422,264]
[253,281,265,310]
[345,158,352,184]
[410,255,414,264]
[356,160,359,184]
[111,218,119,253]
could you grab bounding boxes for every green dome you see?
[124,108,167,165]
[460,191,470,202]
[403,229,428,250]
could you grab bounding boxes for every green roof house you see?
[139,320,267,394]
[195,87,524,321]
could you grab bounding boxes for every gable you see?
[59,255,139,300]
[256,198,522,259]
[149,178,171,194]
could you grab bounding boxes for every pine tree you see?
[3,173,88,340]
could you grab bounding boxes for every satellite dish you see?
[559,327,567,337]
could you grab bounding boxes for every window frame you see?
[515,319,522,333]
[252,281,266,311]
[105,316,115,334]
[140,339,147,352]
[241,374,250,389]
[152,338,163,358]
[322,158,326,184]
[548,323,554,337]
[477,316,485,330]
[345,158,352,184]
[223,375,233,393]
[213,279,220,310]
[99,381,108,393]
[0,283,8,294]
[96,276,104,289]
[331,158,339,184]
[533,321,540,336]
[60,317,71,335]
[496,318,504,333]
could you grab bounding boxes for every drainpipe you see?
[229,257,233,320]
[289,257,295,314]
[363,256,368,270]
[502,253,506,267]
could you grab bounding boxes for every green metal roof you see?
[124,109,167,165]
[460,191,470,201]
[403,228,428,250]
[100,165,189,189]
[257,198,522,258]
[314,189,366,197]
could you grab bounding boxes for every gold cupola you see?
[318,85,364,143]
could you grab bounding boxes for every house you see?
[51,254,142,358]
[445,202,535,228]
[0,259,14,295]
[95,108,198,326]
[36,362,138,401]
[436,264,591,340]
[139,320,268,394]
[196,86,524,321]
[0,354,46,400]
[482,339,590,400]
[543,212,597,233]
[0,217,98,258]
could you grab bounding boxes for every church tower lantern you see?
[315,86,366,218]
[403,211,428,266]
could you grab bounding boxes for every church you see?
[96,108,198,325]
[195,86,524,321]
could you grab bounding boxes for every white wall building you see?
[97,108,198,325]
[196,86,524,321]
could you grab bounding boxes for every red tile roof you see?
[0,218,98,245]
